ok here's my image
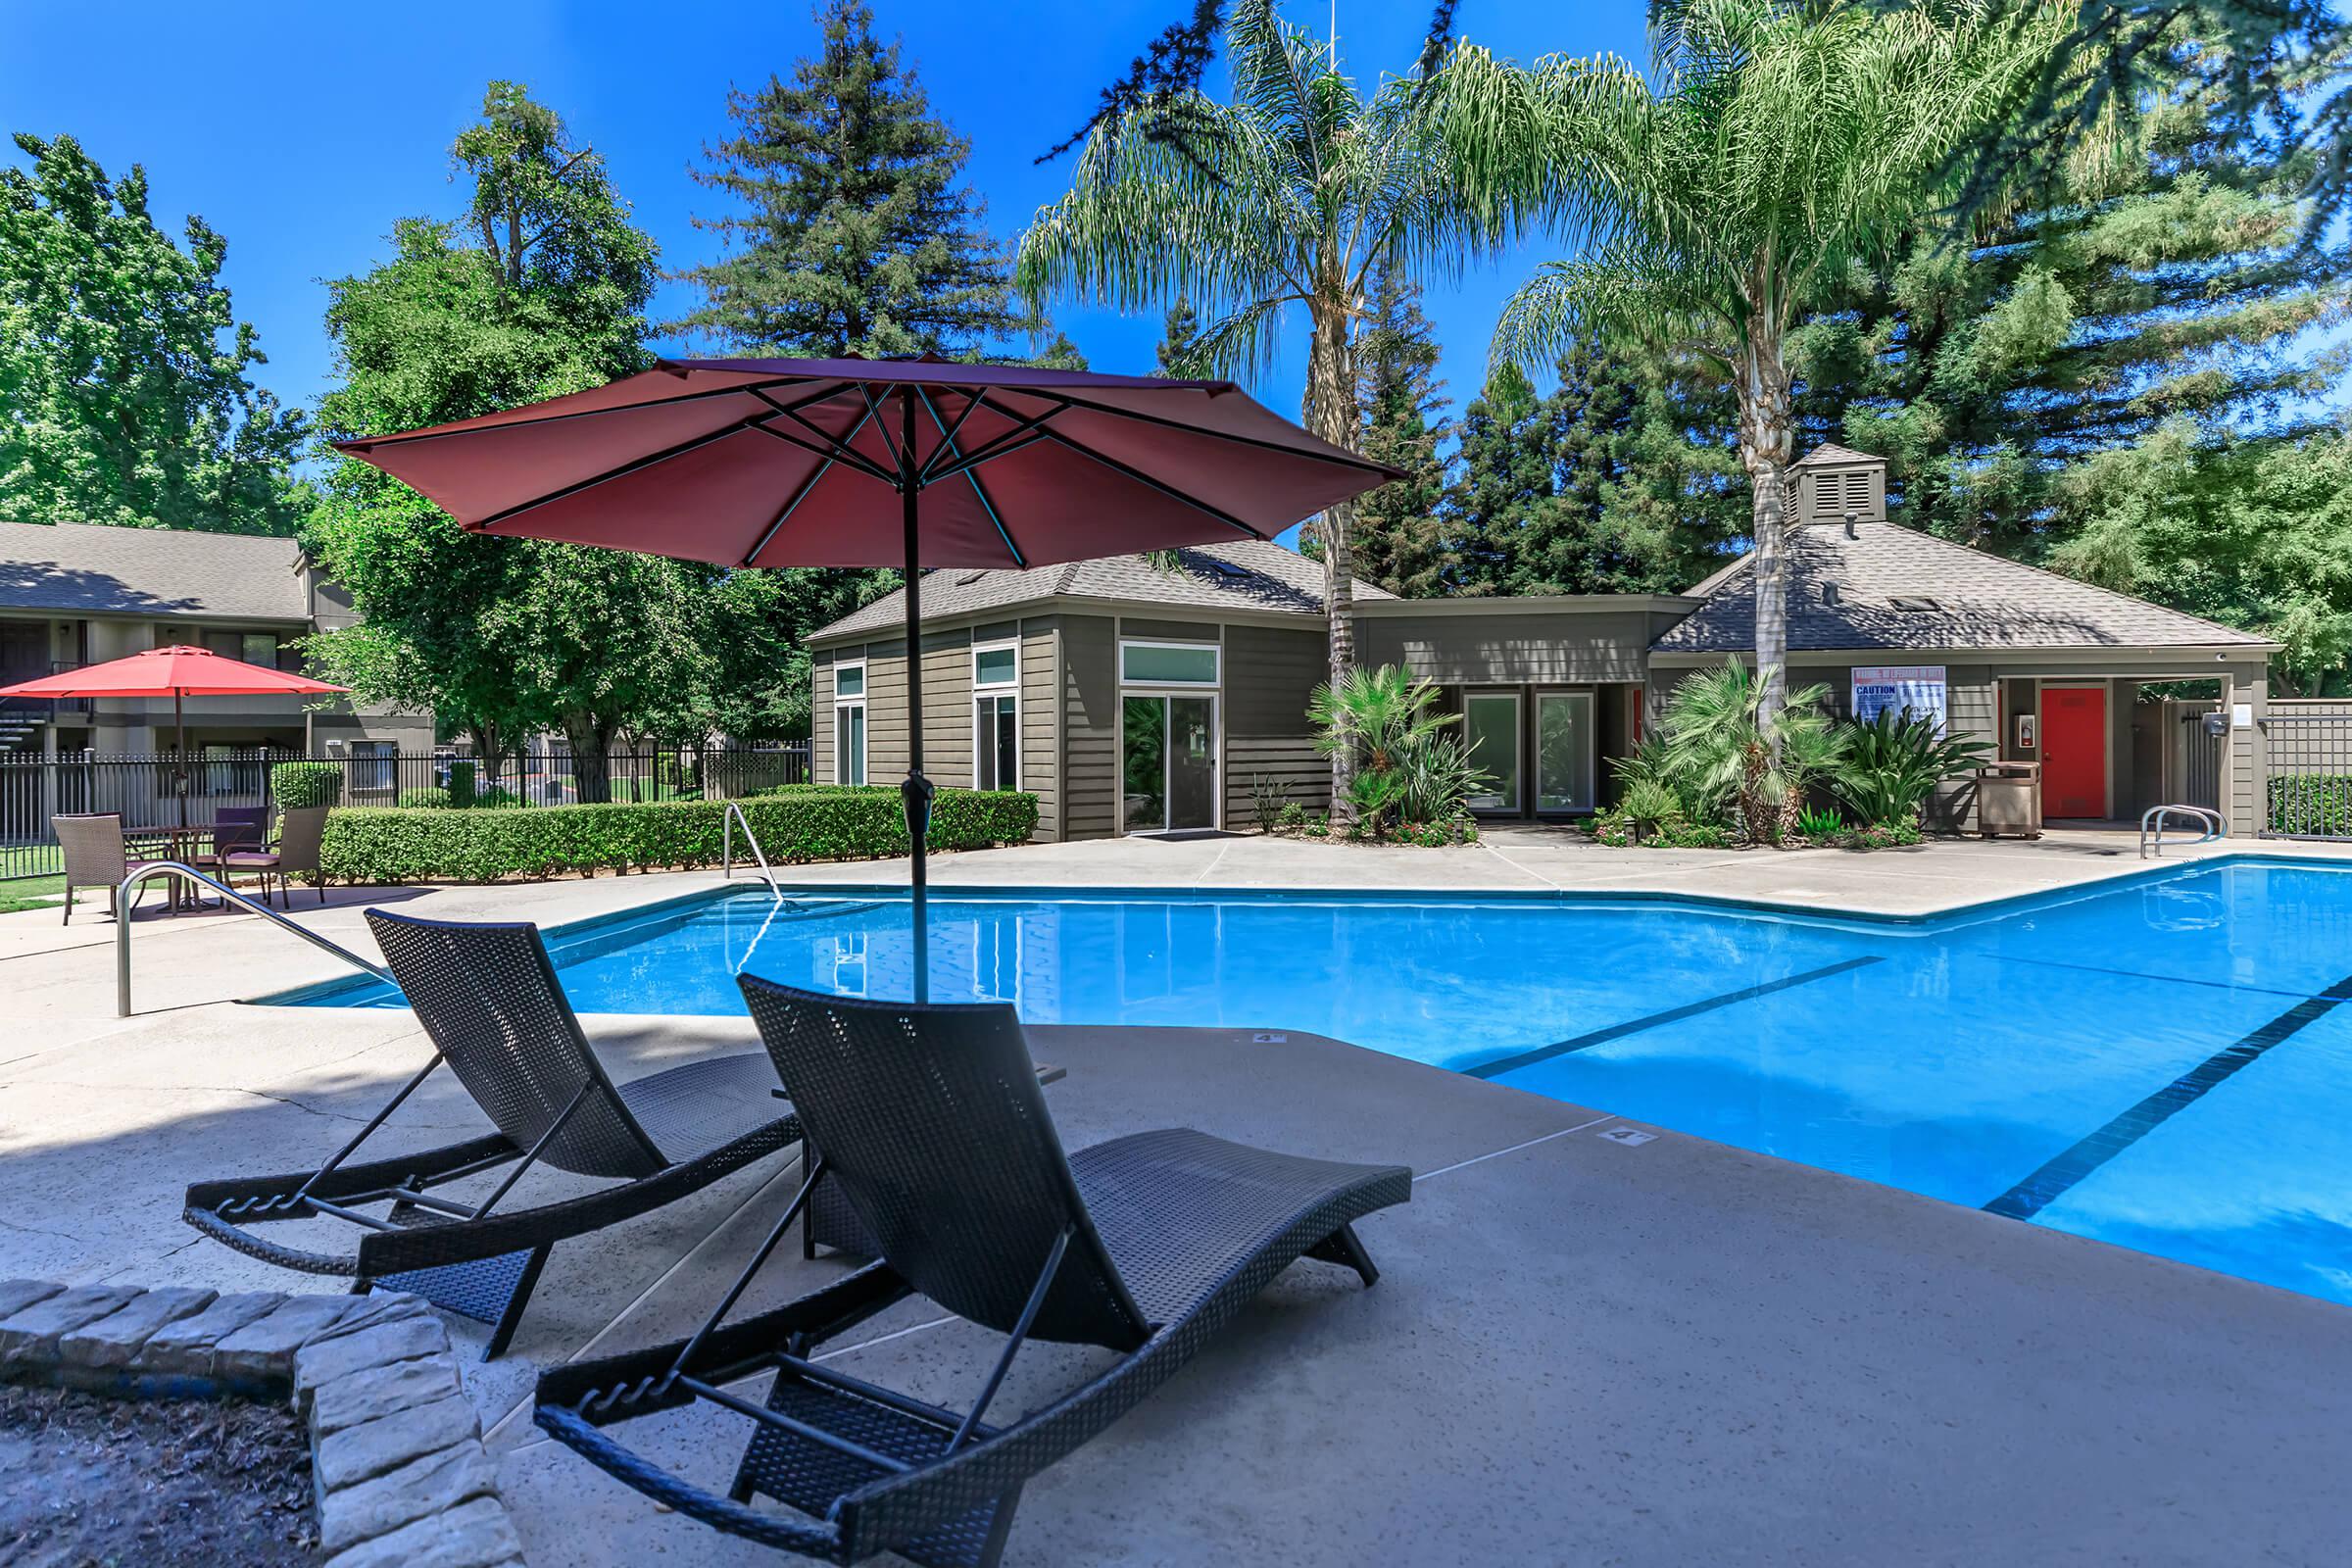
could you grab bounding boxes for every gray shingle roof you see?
[1654,520,2275,654]
[1791,441,1878,468]
[810,538,1390,641]
[0,521,310,621]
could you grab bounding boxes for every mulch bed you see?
[0,1382,318,1567]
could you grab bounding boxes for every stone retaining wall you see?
[0,1279,523,1567]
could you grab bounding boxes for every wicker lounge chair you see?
[184,910,802,1358]
[534,974,1411,1568]
[220,805,328,907]
[55,812,168,925]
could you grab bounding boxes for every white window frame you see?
[972,640,1020,789]
[832,658,867,787]
[1463,689,1523,813]
[1118,638,1221,689]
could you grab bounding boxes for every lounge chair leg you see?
[483,1245,553,1361]
[1307,1222,1380,1288]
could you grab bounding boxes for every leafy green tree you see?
[1448,0,2067,726]
[0,132,307,534]
[1020,0,1508,805]
[305,82,714,800]
[670,0,1043,359]
[1351,266,1452,596]
[1448,364,1553,595]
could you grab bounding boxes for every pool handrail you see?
[720,801,784,902]
[2139,804,2227,859]
[115,861,391,1017]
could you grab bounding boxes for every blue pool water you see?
[278,859,2352,1308]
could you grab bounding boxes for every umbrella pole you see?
[173,688,188,830]
[898,389,935,1004]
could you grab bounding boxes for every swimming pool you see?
[276,858,2352,1308]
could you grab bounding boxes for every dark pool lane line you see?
[1983,968,2352,1222]
[1465,956,1888,1082]
[1962,948,2316,1002]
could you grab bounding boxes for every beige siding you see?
[1019,617,1060,842]
[1061,614,1119,839]
[1222,621,1328,824]
[2231,663,2269,835]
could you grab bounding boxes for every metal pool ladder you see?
[720,801,785,902]
[114,861,392,1017]
[2140,804,2227,859]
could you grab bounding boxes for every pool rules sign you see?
[1851,665,1948,730]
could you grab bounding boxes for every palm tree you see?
[1445,0,2070,727]
[1016,0,1501,808]
[1656,661,1847,844]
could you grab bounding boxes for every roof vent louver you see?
[1203,558,1250,579]
[1889,595,1940,612]
[956,570,988,585]
[1822,581,1842,607]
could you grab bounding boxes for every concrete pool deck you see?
[5,829,2352,1564]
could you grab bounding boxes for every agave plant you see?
[1658,662,1846,845]
[1835,709,1992,827]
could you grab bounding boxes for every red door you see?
[2042,685,2107,817]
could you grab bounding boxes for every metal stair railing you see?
[2139,804,2227,859]
[115,861,391,1017]
[720,801,785,902]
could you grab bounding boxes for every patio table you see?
[124,826,222,912]
[784,1061,1067,1259]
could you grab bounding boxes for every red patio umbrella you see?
[336,355,1398,998]
[0,645,349,826]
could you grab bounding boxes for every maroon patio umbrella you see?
[337,355,1398,998]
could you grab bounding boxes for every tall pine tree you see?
[669,0,1046,360]
[1154,296,1200,376]
[1350,267,1452,596]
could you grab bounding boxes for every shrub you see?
[1840,820,1924,850]
[271,760,344,810]
[396,787,453,809]
[1396,731,1490,826]
[1658,662,1845,844]
[319,789,1039,884]
[1249,772,1288,832]
[472,785,522,809]
[447,760,476,809]
[1794,805,1844,841]
[2269,775,2352,836]
[1834,710,1990,827]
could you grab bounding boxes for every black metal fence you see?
[2260,710,2352,839]
[0,744,811,881]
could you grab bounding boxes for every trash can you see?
[1976,761,2041,839]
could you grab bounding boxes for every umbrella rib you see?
[745,390,901,486]
[852,384,909,478]
[740,401,883,566]
[913,388,987,482]
[744,416,898,488]
[918,396,1069,485]
[1023,421,1269,539]
[467,418,767,533]
[913,387,1025,568]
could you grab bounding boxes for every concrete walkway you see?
[5,831,2351,1565]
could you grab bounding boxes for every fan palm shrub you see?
[1658,662,1846,844]
[1835,709,1992,827]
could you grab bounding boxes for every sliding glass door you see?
[1535,691,1595,812]
[1122,694,1218,832]
[1463,692,1520,812]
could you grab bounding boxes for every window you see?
[352,740,396,793]
[832,660,866,786]
[1535,692,1595,812]
[1463,692,1521,812]
[973,643,1018,790]
[1119,640,1219,686]
[241,633,279,667]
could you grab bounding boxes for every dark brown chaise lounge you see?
[533,973,1410,1568]
[183,910,801,1358]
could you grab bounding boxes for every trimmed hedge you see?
[272,760,344,809]
[448,760,476,809]
[2269,775,2352,836]
[320,789,1039,884]
[396,787,453,809]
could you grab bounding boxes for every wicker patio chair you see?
[220,805,328,907]
[534,974,1411,1568]
[55,811,167,926]
[184,910,803,1358]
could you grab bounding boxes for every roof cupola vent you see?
[1793,442,1886,526]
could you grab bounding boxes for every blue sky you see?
[2,0,1650,434]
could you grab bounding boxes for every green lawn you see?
[0,873,66,915]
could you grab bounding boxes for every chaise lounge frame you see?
[534,973,1411,1568]
[183,910,802,1358]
